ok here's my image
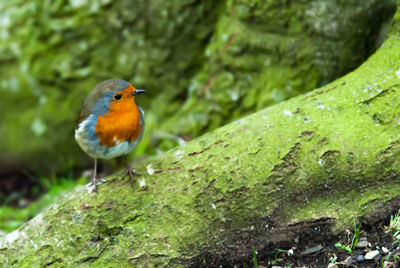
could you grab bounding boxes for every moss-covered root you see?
[160,0,397,137]
[3,6,400,268]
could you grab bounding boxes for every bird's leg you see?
[92,158,99,192]
[93,158,98,180]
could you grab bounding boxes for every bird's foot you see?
[123,164,140,185]
[86,176,106,193]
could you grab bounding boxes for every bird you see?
[75,79,145,192]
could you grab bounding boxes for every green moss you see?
[160,0,397,139]
[286,182,400,231]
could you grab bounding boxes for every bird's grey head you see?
[90,79,131,116]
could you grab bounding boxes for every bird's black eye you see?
[113,94,122,101]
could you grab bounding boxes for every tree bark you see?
[2,6,400,268]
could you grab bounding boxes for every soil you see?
[255,215,400,268]
[0,170,38,206]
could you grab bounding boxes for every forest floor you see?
[255,213,400,268]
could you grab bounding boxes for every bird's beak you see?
[131,89,146,96]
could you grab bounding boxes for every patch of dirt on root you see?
[255,216,400,267]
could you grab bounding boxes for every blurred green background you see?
[0,0,396,232]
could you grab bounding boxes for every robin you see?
[75,79,145,192]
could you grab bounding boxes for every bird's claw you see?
[123,164,140,185]
[86,177,106,193]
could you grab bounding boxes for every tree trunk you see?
[2,7,400,268]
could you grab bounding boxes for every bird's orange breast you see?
[95,95,142,147]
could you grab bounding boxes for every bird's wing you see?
[75,89,104,127]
